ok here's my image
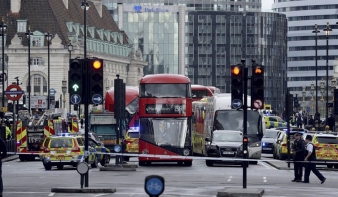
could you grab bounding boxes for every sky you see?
[261,0,274,12]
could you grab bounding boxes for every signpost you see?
[5,84,24,101]
[253,99,263,109]
[92,94,102,104]
[71,94,81,104]
[232,99,242,109]
[50,88,56,95]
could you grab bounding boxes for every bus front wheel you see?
[184,161,192,166]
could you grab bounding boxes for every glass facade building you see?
[186,11,287,110]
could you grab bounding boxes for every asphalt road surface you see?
[3,155,338,197]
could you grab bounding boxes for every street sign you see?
[306,107,310,113]
[144,175,165,197]
[232,99,242,109]
[5,84,24,101]
[50,88,56,95]
[92,94,102,104]
[253,99,263,109]
[71,94,81,104]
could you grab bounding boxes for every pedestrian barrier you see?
[5,139,16,157]
[5,151,338,164]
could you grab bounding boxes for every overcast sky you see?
[261,0,274,11]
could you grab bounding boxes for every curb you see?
[51,187,116,193]
[217,188,264,197]
[105,163,138,168]
[264,161,293,170]
[100,166,137,171]
[2,155,18,162]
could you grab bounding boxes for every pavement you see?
[2,155,338,197]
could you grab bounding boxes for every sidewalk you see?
[2,155,18,162]
[265,160,338,171]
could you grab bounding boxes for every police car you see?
[264,116,287,129]
[40,133,110,170]
[123,127,140,162]
[311,132,338,169]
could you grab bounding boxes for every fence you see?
[6,139,16,157]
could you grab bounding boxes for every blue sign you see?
[134,5,169,13]
[232,99,242,109]
[145,177,164,196]
[306,107,310,113]
[71,94,81,104]
[4,90,24,95]
[50,88,56,95]
[114,145,121,153]
[92,94,102,104]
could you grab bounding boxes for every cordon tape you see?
[6,152,338,164]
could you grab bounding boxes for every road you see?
[2,155,338,197]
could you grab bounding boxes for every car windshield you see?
[50,139,73,148]
[128,132,139,138]
[264,130,279,138]
[316,137,338,144]
[212,132,242,142]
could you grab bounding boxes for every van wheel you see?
[57,165,64,170]
[334,164,338,169]
[327,164,334,168]
[44,163,52,170]
[100,155,110,166]
[123,156,130,162]
[206,160,213,167]
[19,155,26,162]
[139,161,146,166]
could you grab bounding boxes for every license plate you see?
[57,150,66,153]
[56,156,65,160]
[223,151,234,155]
[263,148,272,150]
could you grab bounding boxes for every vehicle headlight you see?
[262,142,266,146]
[250,142,261,147]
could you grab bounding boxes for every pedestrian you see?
[80,118,84,129]
[292,133,306,182]
[303,135,326,184]
[296,114,302,128]
[0,136,7,197]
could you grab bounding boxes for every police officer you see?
[303,135,326,184]
[291,133,306,182]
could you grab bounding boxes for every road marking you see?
[259,161,276,170]
[227,176,232,182]
[94,194,108,197]
[48,193,55,196]
[263,177,267,182]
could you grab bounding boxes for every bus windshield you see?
[140,84,189,98]
[214,110,261,135]
[192,90,209,98]
[140,118,188,148]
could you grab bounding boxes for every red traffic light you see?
[243,137,248,143]
[92,60,102,69]
[232,66,241,75]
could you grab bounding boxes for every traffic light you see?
[251,65,264,109]
[74,104,78,111]
[231,65,243,109]
[23,95,26,107]
[293,96,299,108]
[88,59,104,104]
[243,136,249,154]
[114,79,125,119]
[68,59,84,95]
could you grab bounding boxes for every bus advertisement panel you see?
[138,74,193,166]
[192,98,207,156]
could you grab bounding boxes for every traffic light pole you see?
[286,91,291,168]
[242,60,248,189]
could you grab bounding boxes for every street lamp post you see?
[323,22,332,124]
[312,24,320,121]
[81,0,90,188]
[331,78,336,116]
[310,82,315,114]
[0,17,7,108]
[62,78,67,110]
[25,26,33,114]
[302,86,306,115]
[68,42,73,113]
[45,32,52,110]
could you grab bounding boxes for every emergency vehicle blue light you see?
[262,142,266,146]
[130,127,139,131]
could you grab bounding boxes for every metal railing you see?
[5,139,15,157]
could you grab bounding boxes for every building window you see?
[31,74,47,95]
[17,20,27,33]
[32,37,42,47]
[30,58,43,66]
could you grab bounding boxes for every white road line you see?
[263,176,267,182]
[48,193,55,197]
[94,194,108,197]
[227,176,232,182]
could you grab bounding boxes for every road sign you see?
[5,84,24,101]
[50,88,56,95]
[253,99,263,109]
[92,94,102,104]
[71,94,81,104]
[306,107,310,113]
[145,175,165,196]
[232,99,242,109]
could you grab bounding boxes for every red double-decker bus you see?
[138,74,193,166]
[191,85,213,101]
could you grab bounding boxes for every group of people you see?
[292,133,326,184]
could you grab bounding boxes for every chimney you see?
[62,0,69,9]
[92,0,102,17]
[11,0,21,13]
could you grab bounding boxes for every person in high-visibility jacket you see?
[5,126,11,140]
